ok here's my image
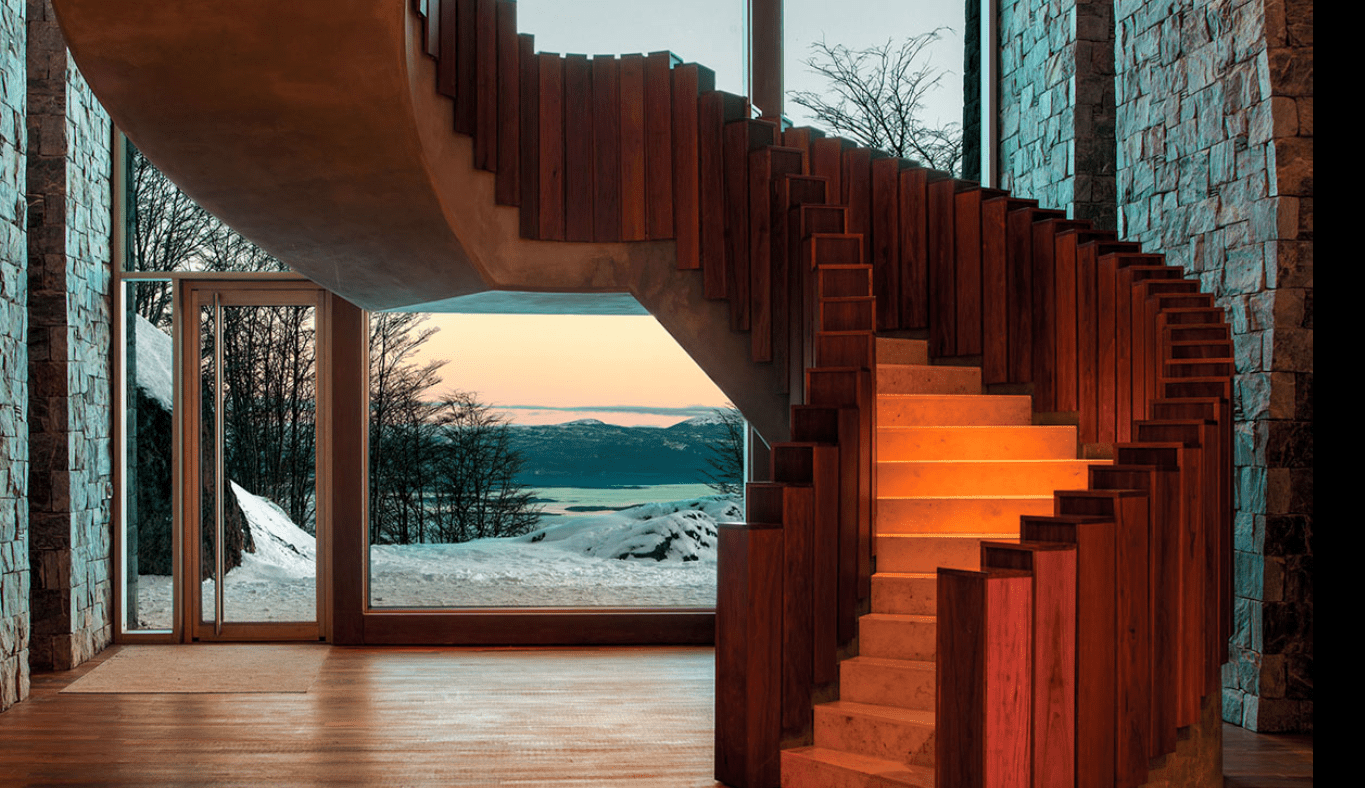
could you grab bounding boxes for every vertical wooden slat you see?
[726,120,777,331]
[474,0,497,171]
[493,0,520,206]
[517,34,539,239]
[437,0,459,98]
[537,54,565,241]
[928,177,957,358]
[698,92,747,298]
[871,157,901,330]
[591,56,622,242]
[981,196,1010,383]
[715,523,782,788]
[672,63,705,268]
[954,188,984,355]
[562,54,594,242]
[1031,219,1087,411]
[1021,515,1118,788]
[454,0,476,135]
[644,51,674,239]
[424,0,441,58]
[782,485,816,739]
[1060,486,1151,788]
[809,137,844,207]
[842,148,873,297]
[982,543,1077,788]
[937,568,1033,788]
[898,167,929,329]
[619,53,647,241]
[750,148,803,363]
[1055,230,1117,410]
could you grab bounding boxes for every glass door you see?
[183,281,327,641]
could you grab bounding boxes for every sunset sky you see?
[405,2,964,427]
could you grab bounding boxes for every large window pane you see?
[367,309,739,609]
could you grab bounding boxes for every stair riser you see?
[875,365,981,395]
[840,660,935,711]
[877,425,1077,461]
[877,536,998,573]
[875,338,930,365]
[878,460,1099,496]
[815,707,936,765]
[875,496,1056,535]
[877,396,1033,427]
[870,575,936,616]
[780,750,931,788]
[858,617,936,662]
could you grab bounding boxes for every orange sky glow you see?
[407,313,730,427]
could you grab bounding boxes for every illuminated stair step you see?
[876,533,1017,573]
[814,701,936,766]
[877,458,1103,496]
[840,656,935,711]
[876,424,1077,461]
[876,495,1056,534]
[869,572,936,616]
[875,364,982,395]
[876,394,1033,426]
[874,337,930,366]
[780,746,934,788]
[857,613,937,662]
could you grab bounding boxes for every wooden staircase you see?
[781,338,1105,787]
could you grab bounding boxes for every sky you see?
[403,2,967,427]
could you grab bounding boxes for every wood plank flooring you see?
[0,644,1311,787]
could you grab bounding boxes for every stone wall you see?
[1112,0,1312,732]
[0,0,29,714]
[998,0,1117,228]
[25,0,112,673]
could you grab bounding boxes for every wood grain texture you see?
[697,92,747,299]
[644,51,674,240]
[563,54,594,242]
[1030,219,1087,411]
[953,188,984,355]
[474,0,497,171]
[1054,229,1116,411]
[437,0,459,98]
[671,63,703,268]
[841,147,873,284]
[517,34,539,238]
[618,54,647,241]
[981,196,1010,383]
[899,167,930,329]
[927,177,957,358]
[592,56,622,243]
[870,156,901,330]
[493,0,520,205]
[537,54,566,240]
[454,0,476,135]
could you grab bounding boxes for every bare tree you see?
[702,405,745,498]
[789,29,963,176]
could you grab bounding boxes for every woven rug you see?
[60,644,329,694]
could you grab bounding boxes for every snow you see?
[131,492,738,629]
[674,411,734,426]
[133,314,174,410]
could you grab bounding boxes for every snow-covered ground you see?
[131,490,738,629]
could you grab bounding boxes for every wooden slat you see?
[517,34,539,239]
[671,63,705,268]
[474,0,497,171]
[591,56,622,242]
[898,168,930,330]
[562,54,594,242]
[1031,219,1088,411]
[454,0,476,135]
[980,196,1012,383]
[772,443,841,687]
[776,176,826,395]
[698,92,747,298]
[981,542,1077,788]
[782,484,816,739]
[1055,230,1118,410]
[1077,241,1141,442]
[809,138,845,208]
[536,54,566,241]
[750,148,804,362]
[953,188,989,355]
[437,0,459,98]
[790,405,862,646]
[1056,489,1151,788]
[928,177,957,357]
[618,54,647,241]
[841,148,873,308]
[1108,254,1168,440]
[1127,272,1189,419]
[1020,515,1118,788]
[725,120,778,330]
[870,157,901,330]
[937,568,1033,788]
[493,0,520,206]
[715,523,782,788]
[425,0,442,58]
[644,51,674,240]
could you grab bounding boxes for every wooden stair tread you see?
[781,746,935,788]
[816,699,937,726]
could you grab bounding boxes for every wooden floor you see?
[0,645,1312,787]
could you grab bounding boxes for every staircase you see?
[781,338,1103,787]
[52,2,1236,786]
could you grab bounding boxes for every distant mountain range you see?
[508,416,733,488]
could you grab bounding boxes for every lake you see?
[530,483,723,518]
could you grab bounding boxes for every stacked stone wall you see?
[998,0,1117,228]
[25,0,112,673]
[1112,0,1311,732]
[0,0,29,713]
